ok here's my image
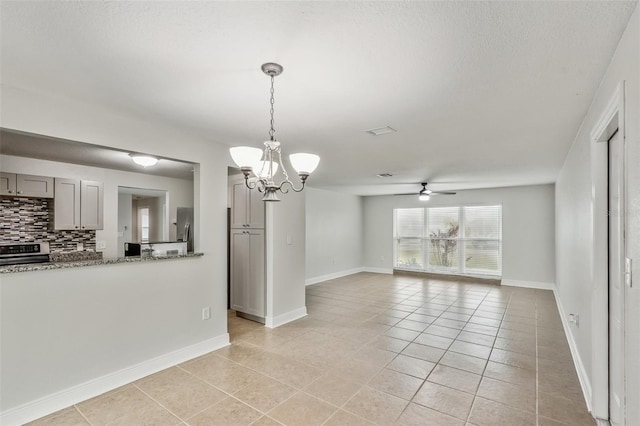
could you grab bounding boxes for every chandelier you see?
[229,63,320,202]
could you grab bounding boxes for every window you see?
[139,207,150,243]
[394,205,502,276]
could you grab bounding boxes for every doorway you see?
[590,82,627,425]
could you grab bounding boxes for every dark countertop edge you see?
[0,253,204,274]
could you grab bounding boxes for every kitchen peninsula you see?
[0,251,203,274]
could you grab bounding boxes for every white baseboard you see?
[305,267,366,286]
[553,287,593,413]
[1,334,230,426]
[265,306,307,328]
[363,267,393,274]
[501,279,555,290]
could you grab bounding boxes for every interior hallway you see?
[29,273,592,425]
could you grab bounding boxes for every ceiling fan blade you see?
[392,193,418,196]
[430,191,457,195]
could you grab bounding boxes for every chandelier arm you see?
[276,179,303,193]
[277,147,293,185]
[244,176,257,190]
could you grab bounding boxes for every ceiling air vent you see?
[366,126,396,136]
[376,173,393,178]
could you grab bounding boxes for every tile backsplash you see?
[0,197,96,252]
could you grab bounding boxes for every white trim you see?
[500,279,555,290]
[554,287,593,413]
[305,267,366,286]
[363,267,393,274]
[0,334,230,426]
[589,81,626,421]
[265,306,307,328]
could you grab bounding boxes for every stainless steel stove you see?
[0,242,50,266]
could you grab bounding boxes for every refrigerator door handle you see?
[184,223,190,243]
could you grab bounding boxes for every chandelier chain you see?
[269,75,276,141]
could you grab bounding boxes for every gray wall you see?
[556,5,639,422]
[0,85,229,419]
[363,184,556,285]
[267,190,307,322]
[305,187,364,282]
[117,193,133,257]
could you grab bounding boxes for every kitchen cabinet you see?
[230,228,265,320]
[54,178,104,230]
[0,172,54,198]
[230,177,264,229]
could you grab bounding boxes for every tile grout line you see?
[72,405,95,426]
[463,286,506,424]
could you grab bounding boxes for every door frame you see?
[590,81,627,423]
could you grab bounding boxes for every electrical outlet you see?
[96,241,106,250]
[76,243,83,251]
[569,314,579,327]
[202,307,211,320]
[380,255,385,263]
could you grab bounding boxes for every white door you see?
[608,130,625,426]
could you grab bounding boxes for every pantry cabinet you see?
[230,228,265,320]
[230,177,264,229]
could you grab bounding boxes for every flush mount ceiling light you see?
[130,154,159,167]
[229,63,320,202]
[366,126,397,136]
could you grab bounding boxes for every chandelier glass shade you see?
[229,63,320,202]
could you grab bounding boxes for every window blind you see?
[394,204,502,277]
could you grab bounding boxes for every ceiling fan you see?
[394,182,456,201]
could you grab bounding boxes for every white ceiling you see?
[0,1,637,195]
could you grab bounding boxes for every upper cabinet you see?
[230,177,264,229]
[0,172,54,198]
[54,178,104,230]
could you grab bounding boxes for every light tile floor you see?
[29,273,594,425]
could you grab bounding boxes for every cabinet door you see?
[247,186,265,229]
[0,172,16,196]
[246,229,265,317]
[230,230,249,312]
[16,174,54,198]
[230,179,248,228]
[80,180,104,230]
[54,178,81,230]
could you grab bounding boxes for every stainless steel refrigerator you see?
[176,207,194,252]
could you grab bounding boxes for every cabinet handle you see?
[7,190,13,194]
[75,226,79,229]
[17,191,22,194]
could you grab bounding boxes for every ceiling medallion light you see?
[130,154,159,167]
[229,63,320,202]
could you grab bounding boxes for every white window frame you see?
[393,204,502,277]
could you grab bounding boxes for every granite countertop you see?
[0,252,204,274]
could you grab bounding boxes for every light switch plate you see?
[625,257,632,287]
